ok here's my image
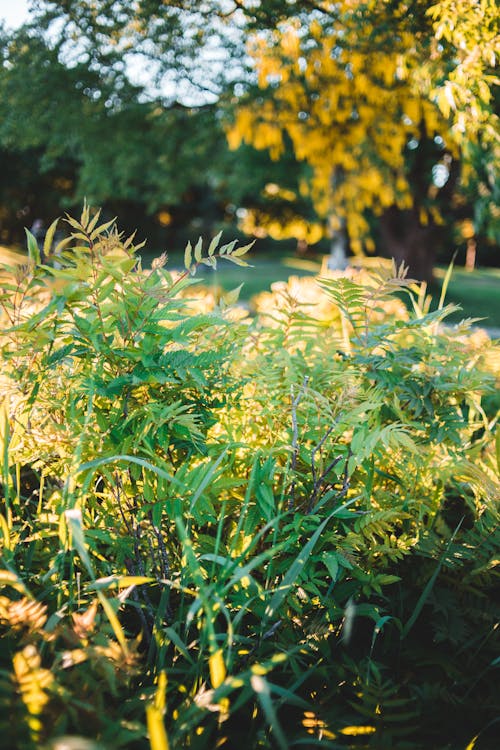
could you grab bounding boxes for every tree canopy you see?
[227,0,499,277]
[0,0,498,276]
[0,7,233,245]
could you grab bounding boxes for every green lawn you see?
[191,253,321,301]
[430,266,500,329]
[189,252,500,329]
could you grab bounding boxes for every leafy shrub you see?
[0,209,499,749]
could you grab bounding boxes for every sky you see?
[0,0,29,29]
[0,0,238,105]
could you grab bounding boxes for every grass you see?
[2,242,499,328]
[194,253,321,301]
[430,266,500,329]
[196,252,500,329]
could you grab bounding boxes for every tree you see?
[221,139,326,252]
[28,0,249,104]
[227,0,499,280]
[0,9,234,245]
[2,1,497,270]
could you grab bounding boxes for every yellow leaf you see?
[209,649,226,688]
[90,217,117,240]
[0,570,30,596]
[340,725,376,736]
[0,397,9,467]
[154,670,168,713]
[465,734,479,750]
[42,217,60,259]
[146,704,170,750]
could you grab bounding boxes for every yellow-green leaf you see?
[0,397,9,471]
[184,241,192,269]
[90,575,155,590]
[0,570,30,596]
[86,208,102,234]
[65,214,84,231]
[208,230,223,256]
[154,670,168,713]
[69,232,91,243]
[81,201,90,228]
[43,218,60,259]
[225,255,251,267]
[232,240,255,257]
[194,237,203,263]
[25,229,40,265]
[90,217,117,240]
[53,235,73,256]
[219,240,238,255]
[222,284,243,306]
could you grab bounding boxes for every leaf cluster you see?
[0,212,499,749]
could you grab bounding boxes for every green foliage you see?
[0,19,232,244]
[0,211,499,749]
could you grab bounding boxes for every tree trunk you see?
[377,125,461,284]
[327,217,348,271]
[465,237,477,271]
[379,206,437,284]
[328,169,349,271]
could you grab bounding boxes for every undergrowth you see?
[0,208,499,750]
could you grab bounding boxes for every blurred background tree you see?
[228,0,499,280]
[0,0,498,279]
[0,1,239,248]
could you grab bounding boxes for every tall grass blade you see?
[264,508,338,621]
[78,454,183,488]
[146,704,170,750]
[189,448,228,513]
[250,674,288,750]
[401,519,463,639]
[65,509,129,654]
[438,252,457,310]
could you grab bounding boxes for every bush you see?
[0,209,499,749]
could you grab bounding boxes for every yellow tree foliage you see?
[228,0,499,253]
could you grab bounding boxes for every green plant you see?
[0,210,498,749]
